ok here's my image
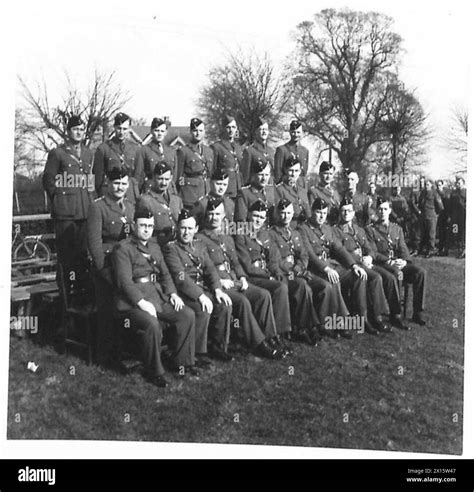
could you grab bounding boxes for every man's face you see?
[211,178,229,197]
[456,178,465,190]
[225,121,237,140]
[178,217,198,244]
[278,204,294,227]
[68,124,85,144]
[289,126,302,143]
[109,176,129,200]
[135,217,154,242]
[284,163,302,186]
[378,202,391,222]
[436,181,444,191]
[115,120,130,141]
[191,123,205,143]
[151,124,167,143]
[340,205,355,224]
[253,164,271,187]
[346,172,358,192]
[313,207,328,226]
[154,170,172,192]
[206,203,226,229]
[320,168,334,186]
[256,123,269,143]
[425,180,433,190]
[251,210,267,231]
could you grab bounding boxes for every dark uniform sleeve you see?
[234,190,248,223]
[293,231,309,274]
[93,145,107,195]
[297,225,327,275]
[111,243,145,307]
[86,201,105,271]
[328,230,355,269]
[200,246,223,292]
[175,147,185,188]
[155,251,177,296]
[364,226,390,264]
[227,236,246,279]
[234,235,268,278]
[397,227,411,261]
[42,149,60,198]
[273,146,284,184]
[241,148,251,186]
[267,241,284,277]
[133,146,146,191]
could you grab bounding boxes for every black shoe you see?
[208,346,234,362]
[372,317,392,334]
[182,365,201,377]
[308,326,322,345]
[146,374,169,388]
[364,320,379,336]
[390,315,410,331]
[195,355,214,369]
[412,313,426,326]
[272,335,293,355]
[256,340,284,360]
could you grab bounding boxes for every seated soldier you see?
[111,208,198,388]
[163,209,233,363]
[365,197,427,326]
[198,197,287,359]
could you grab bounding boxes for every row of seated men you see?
[42,114,427,389]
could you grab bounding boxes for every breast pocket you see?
[53,189,76,217]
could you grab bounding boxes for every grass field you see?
[7,256,464,454]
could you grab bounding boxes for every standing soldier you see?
[137,161,182,246]
[191,169,235,228]
[163,209,233,363]
[274,119,309,186]
[176,117,214,209]
[269,199,321,345]
[43,115,95,277]
[366,197,427,326]
[137,117,177,193]
[407,176,425,256]
[198,198,287,359]
[390,186,410,234]
[449,176,466,258]
[234,199,293,350]
[87,168,134,368]
[343,171,370,227]
[235,160,277,225]
[367,181,380,225]
[111,209,198,388]
[241,118,275,186]
[419,179,444,258]
[211,115,243,200]
[93,112,142,204]
[435,180,450,256]
[308,161,341,225]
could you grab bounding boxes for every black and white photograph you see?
[1,0,472,465]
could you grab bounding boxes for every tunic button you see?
[111,221,115,224]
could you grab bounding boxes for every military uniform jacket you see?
[275,182,311,224]
[192,193,235,227]
[390,194,410,224]
[235,184,277,223]
[212,139,244,198]
[333,221,375,264]
[197,229,246,281]
[419,189,444,217]
[93,137,142,203]
[176,142,214,206]
[344,190,370,226]
[268,225,308,275]
[43,143,95,220]
[111,236,177,312]
[308,183,341,225]
[241,142,275,185]
[234,228,283,279]
[87,194,135,272]
[137,189,182,239]
[449,188,466,220]
[298,221,354,275]
[163,239,222,301]
[365,220,411,264]
[138,141,177,191]
[274,141,309,184]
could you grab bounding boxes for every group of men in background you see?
[41,112,465,388]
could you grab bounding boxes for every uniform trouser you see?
[373,265,401,316]
[183,291,231,353]
[124,304,195,377]
[307,274,349,323]
[409,216,422,250]
[339,269,368,318]
[437,213,449,252]
[420,215,438,252]
[364,267,389,319]
[248,277,291,335]
[285,276,319,332]
[452,213,466,251]
[226,284,275,348]
[54,219,89,276]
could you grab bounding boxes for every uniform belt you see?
[133,275,156,284]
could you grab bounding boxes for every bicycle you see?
[11,223,52,263]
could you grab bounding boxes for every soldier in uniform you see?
[136,161,182,246]
[211,115,243,200]
[390,186,410,234]
[367,181,380,225]
[298,198,373,338]
[335,198,407,332]
[308,161,341,225]
[87,167,135,367]
[275,156,311,226]
[234,199,293,351]
[241,118,275,186]
[111,209,198,388]
[365,197,427,326]
[163,209,233,363]
[419,179,444,258]
[176,117,214,209]
[137,117,177,193]
[235,160,277,224]
[191,168,235,228]
[269,199,321,345]
[449,176,466,258]
[43,115,95,277]
[274,119,309,186]
[435,180,450,256]
[93,112,142,204]
[342,171,370,227]
[407,176,425,256]
[198,198,286,359]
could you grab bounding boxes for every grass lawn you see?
[7,256,464,454]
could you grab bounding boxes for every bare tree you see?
[18,69,131,151]
[446,105,468,174]
[287,8,403,176]
[197,48,290,144]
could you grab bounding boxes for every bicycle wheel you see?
[13,238,52,262]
